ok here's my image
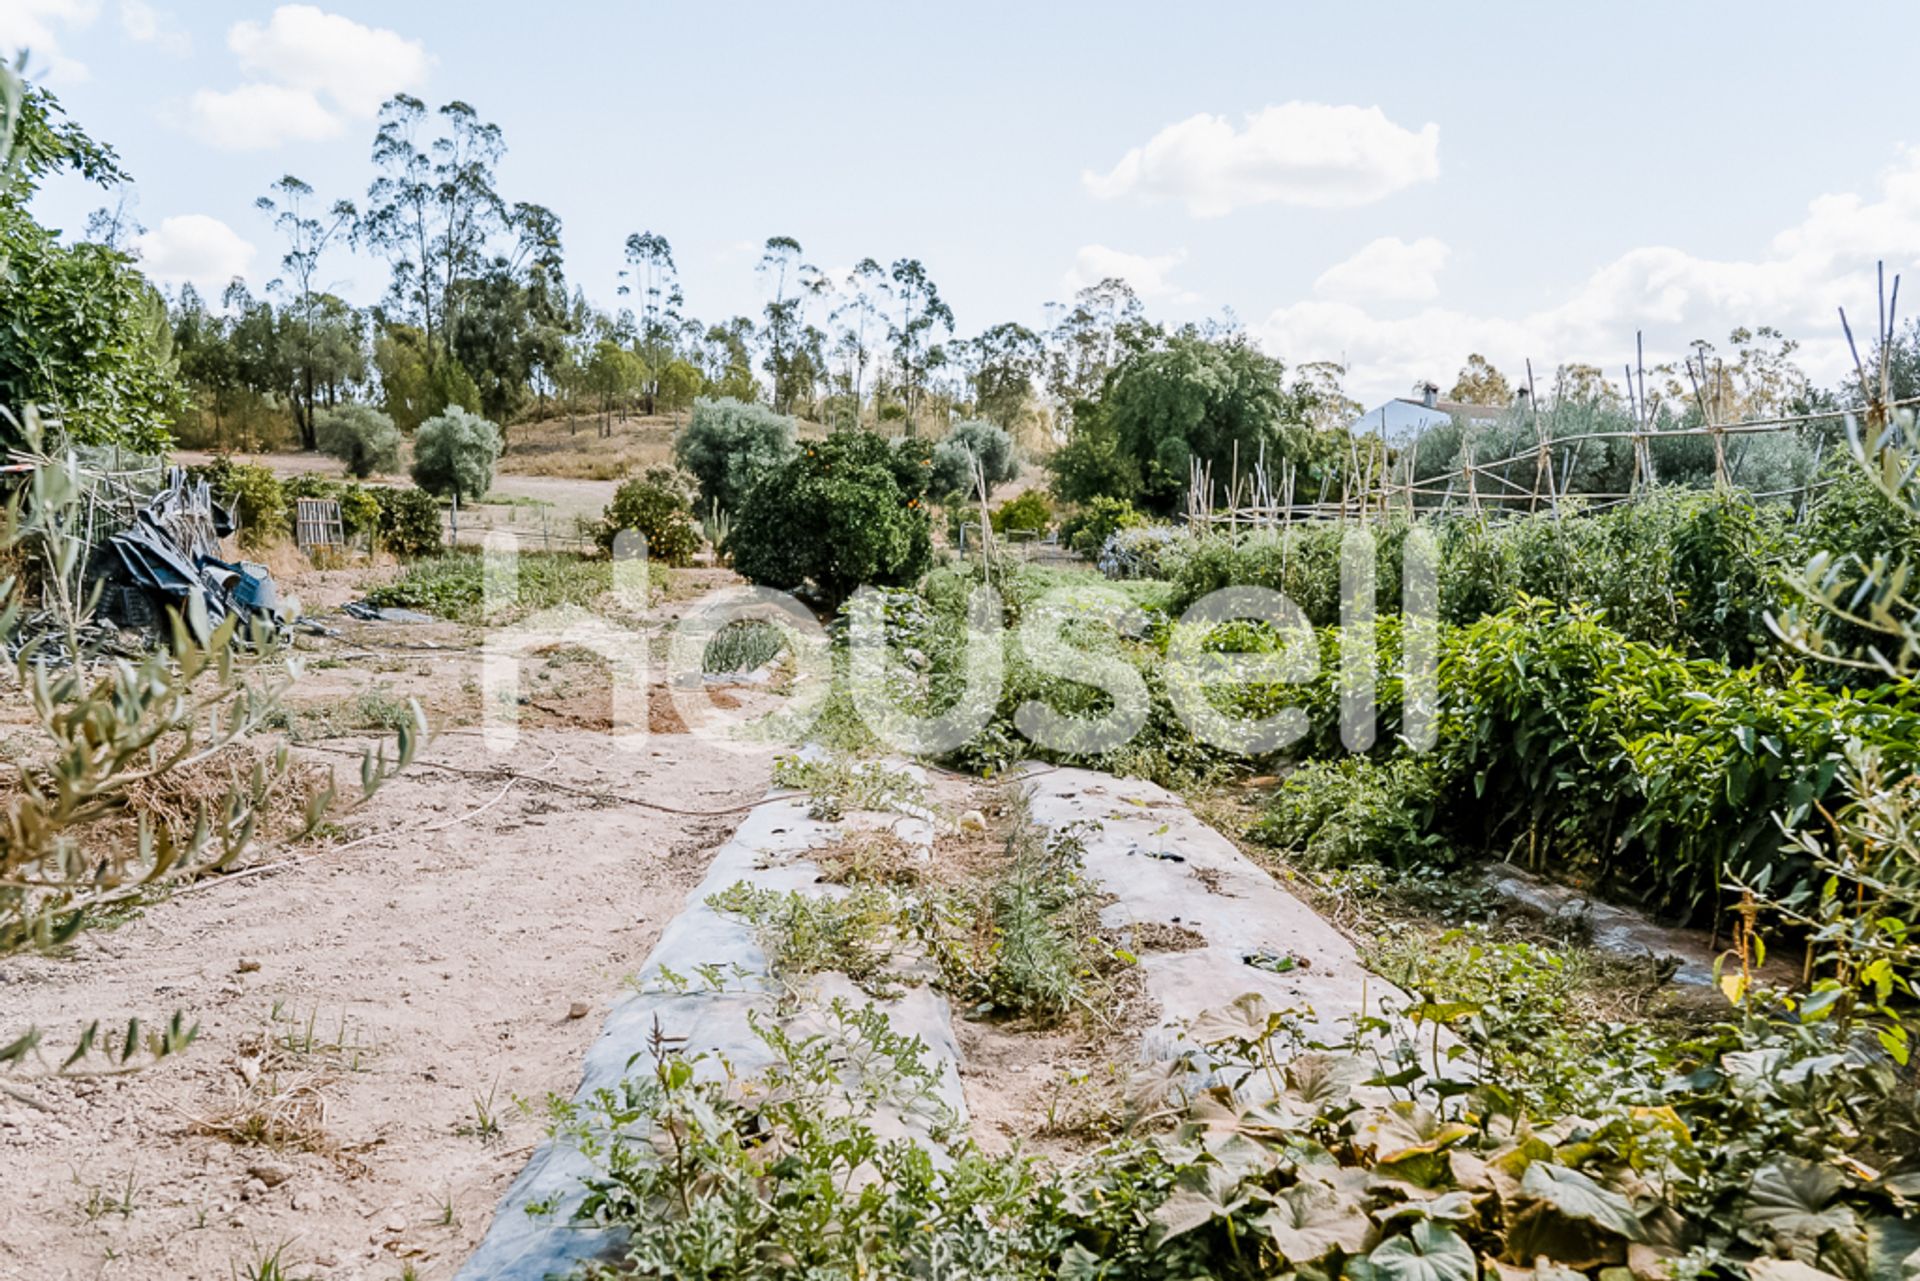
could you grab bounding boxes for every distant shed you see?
[1350,382,1507,443]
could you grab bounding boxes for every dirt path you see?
[169,450,618,537]
[0,728,778,1281]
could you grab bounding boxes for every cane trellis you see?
[1189,270,1918,532]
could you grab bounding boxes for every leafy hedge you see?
[891,561,1915,922]
[1166,490,1792,666]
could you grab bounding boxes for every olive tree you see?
[930,418,1017,498]
[315,403,401,477]
[410,406,501,504]
[674,396,798,517]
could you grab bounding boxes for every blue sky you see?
[12,1,1920,403]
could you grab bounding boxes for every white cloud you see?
[189,5,430,150]
[132,214,257,293]
[1086,102,1440,217]
[190,83,343,150]
[0,0,101,86]
[1065,244,1196,303]
[1261,146,1920,406]
[119,0,190,56]
[1314,236,1450,303]
[228,4,431,118]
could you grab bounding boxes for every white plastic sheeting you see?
[1021,767,1419,1065]
[454,764,960,1280]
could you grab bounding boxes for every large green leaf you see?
[1188,992,1280,1047]
[1150,1160,1249,1241]
[1255,1181,1374,1263]
[1867,1216,1920,1281]
[1744,1161,1855,1245]
[1356,1102,1475,1164]
[1285,1052,1370,1110]
[1518,1163,1645,1241]
[1368,1221,1477,1281]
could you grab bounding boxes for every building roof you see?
[1348,395,1510,440]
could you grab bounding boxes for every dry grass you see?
[814,830,926,888]
[190,1067,337,1154]
[118,743,329,844]
[497,410,832,481]
[497,413,684,481]
[185,1008,374,1161]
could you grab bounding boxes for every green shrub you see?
[1171,522,1408,628]
[930,419,1017,498]
[1253,757,1452,869]
[193,459,287,549]
[1432,600,1918,919]
[990,490,1052,536]
[371,486,443,557]
[314,404,401,478]
[596,476,700,565]
[674,397,798,517]
[1061,495,1146,556]
[729,431,932,607]
[409,407,500,504]
[282,474,382,542]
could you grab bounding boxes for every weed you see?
[362,550,631,625]
[269,1003,371,1071]
[75,1168,138,1221]
[915,812,1117,1025]
[707,881,903,994]
[232,1241,305,1281]
[770,753,922,821]
[458,1078,505,1143]
[268,687,418,742]
[813,830,925,887]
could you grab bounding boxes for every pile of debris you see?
[96,468,293,644]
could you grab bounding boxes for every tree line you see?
[149,93,1285,454]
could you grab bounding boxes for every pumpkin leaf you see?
[1368,1221,1477,1281]
[1254,1181,1374,1263]
[1744,1160,1855,1244]
[1519,1162,1646,1241]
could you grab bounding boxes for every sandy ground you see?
[169,450,617,547]
[0,552,794,1281]
[0,723,780,1281]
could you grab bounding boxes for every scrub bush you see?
[730,431,932,606]
[674,397,798,516]
[315,404,401,478]
[410,407,500,504]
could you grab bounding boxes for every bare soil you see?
[0,554,791,1281]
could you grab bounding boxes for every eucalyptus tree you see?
[449,201,573,426]
[257,174,356,448]
[961,321,1044,429]
[1044,277,1157,414]
[705,316,759,403]
[830,258,887,428]
[758,235,814,412]
[885,257,954,433]
[359,95,507,373]
[622,231,681,413]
